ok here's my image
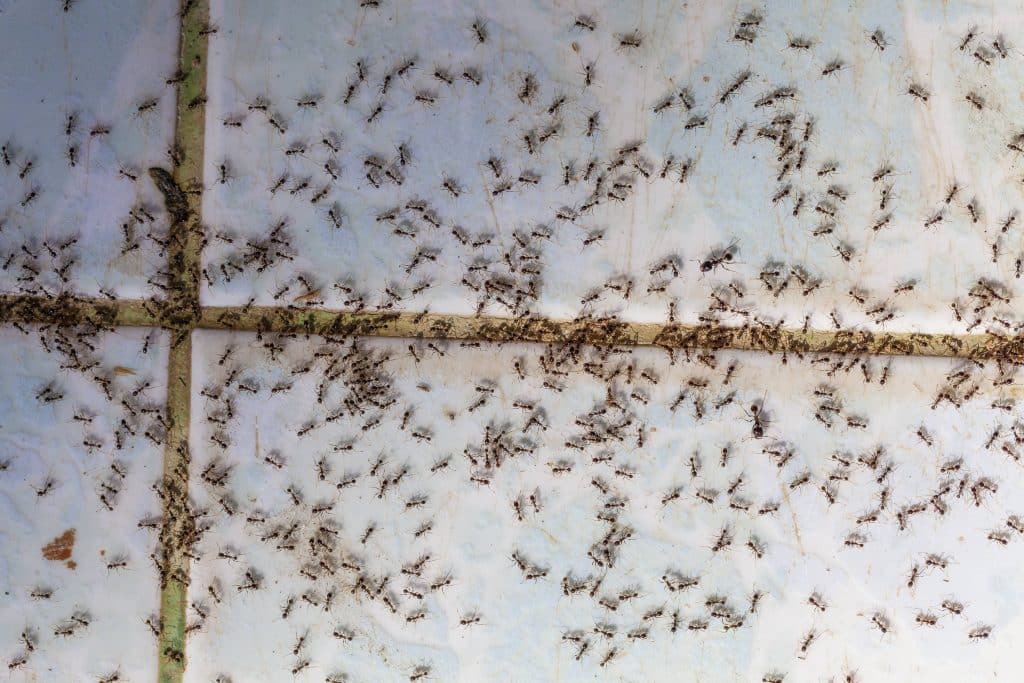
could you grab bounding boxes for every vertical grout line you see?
[158,0,208,681]
[158,336,194,683]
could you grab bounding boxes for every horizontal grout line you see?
[2,293,1021,360]
[198,305,1024,361]
[0,294,162,328]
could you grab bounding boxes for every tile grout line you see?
[197,306,1024,361]
[0,294,162,328]
[156,0,208,680]
[1,293,1023,362]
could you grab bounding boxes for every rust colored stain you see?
[41,529,76,564]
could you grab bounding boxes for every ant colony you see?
[1,0,1023,682]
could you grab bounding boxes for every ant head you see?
[700,261,713,272]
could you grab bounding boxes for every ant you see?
[870,28,887,51]
[700,240,739,273]
[617,31,643,49]
[574,15,596,31]
[743,398,769,438]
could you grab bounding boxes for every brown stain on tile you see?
[41,528,76,566]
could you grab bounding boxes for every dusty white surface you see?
[0,0,179,301]
[0,326,168,681]
[4,0,1024,680]
[187,331,1024,682]
[203,0,1024,334]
